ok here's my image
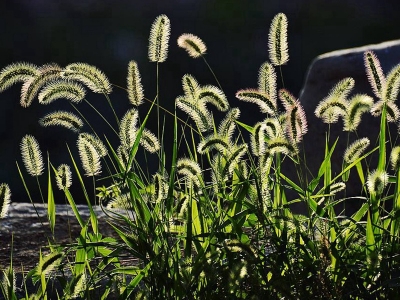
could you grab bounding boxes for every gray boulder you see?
[297,40,400,209]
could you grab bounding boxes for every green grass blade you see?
[47,157,56,235]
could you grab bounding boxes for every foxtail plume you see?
[268,13,289,66]
[148,14,171,63]
[177,33,207,58]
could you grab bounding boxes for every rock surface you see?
[298,39,400,202]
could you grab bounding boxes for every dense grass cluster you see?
[1,12,400,299]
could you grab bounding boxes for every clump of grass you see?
[2,12,400,299]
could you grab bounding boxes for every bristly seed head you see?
[364,51,385,100]
[236,89,277,115]
[127,60,144,106]
[148,14,171,63]
[343,94,374,131]
[268,13,289,66]
[343,137,370,164]
[38,79,86,104]
[0,62,39,92]
[390,146,400,171]
[56,164,72,190]
[0,183,11,219]
[258,62,277,107]
[20,134,44,177]
[39,110,84,133]
[367,169,388,196]
[177,33,207,58]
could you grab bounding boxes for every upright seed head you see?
[0,183,11,219]
[55,164,72,190]
[127,60,144,106]
[367,169,388,196]
[390,146,400,171]
[177,33,207,58]
[383,64,400,102]
[20,134,44,177]
[258,62,277,107]
[148,14,171,63]
[268,13,289,66]
[364,51,385,100]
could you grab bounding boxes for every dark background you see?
[1,0,399,203]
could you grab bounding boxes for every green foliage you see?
[2,12,400,299]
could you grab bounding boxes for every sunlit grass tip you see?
[0,183,11,218]
[198,85,229,111]
[268,13,289,66]
[390,146,400,171]
[370,100,400,122]
[56,164,72,190]
[119,108,139,149]
[77,139,102,177]
[140,129,160,153]
[0,62,38,92]
[343,94,374,131]
[343,137,370,164]
[78,132,108,157]
[62,62,112,94]
[176,96,212,132]
[148,14,171,63]
[127,60,144,106]
[367,169,388,196]
[38,79,86,104]
[21,63,62,108]
[236,89,277,115]
[177,158,202,187]
[177,33,207,58]
[258,61,277,106]
[39,110,84,133]
[20,134,44,177]
[364,51,385,100]
[383,63,400,102]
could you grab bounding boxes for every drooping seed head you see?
[343,94,374,131]
[148,14,171,63]
[36,251,63,277]
[177,33,207,58]
[285,100,308,143]
[370,100,400,122]
[153,172,169,204]
[0,62,39,92]
[343,137,370,164]
[177,158,202,187]
[218,108,240,141]
[198,135,230,155]
[140,128,160,153]
[176,96,212,132]
[182,74,200,102]
[267,136,298,156]
[236,89,277,115]
[21,64,62,107]
[62,63,112,94]
[38,79,86,104]
[198,85,229,112]
[78,133,108,157]
[20,134,44,177]
[39,111,84,133]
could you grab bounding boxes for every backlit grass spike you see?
[20,134,44,177]
[177,158,202,187]
[62,62,112,94]
[56,164,72,190]
[177,33,207,58]
[364,51,385,100]
[119,108,139,149]
[0,183,11,219]
[21,64,62,107]
[38,79,86,104]
[390,146,400,171]
[198,85,229,111]
[148,14,170,63]
[236,89,277,115]
[258,62,277,107]
[39,110,84,133]
[367,169,388,196]
[140,129,160,153]
[127,60,144,106]
[0,62,39,92]
[383,64,400,102]
[343,94,374,131]
[268,13,289,66]
[343,137,370,164]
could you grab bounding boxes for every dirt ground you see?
[0,214,118,273]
